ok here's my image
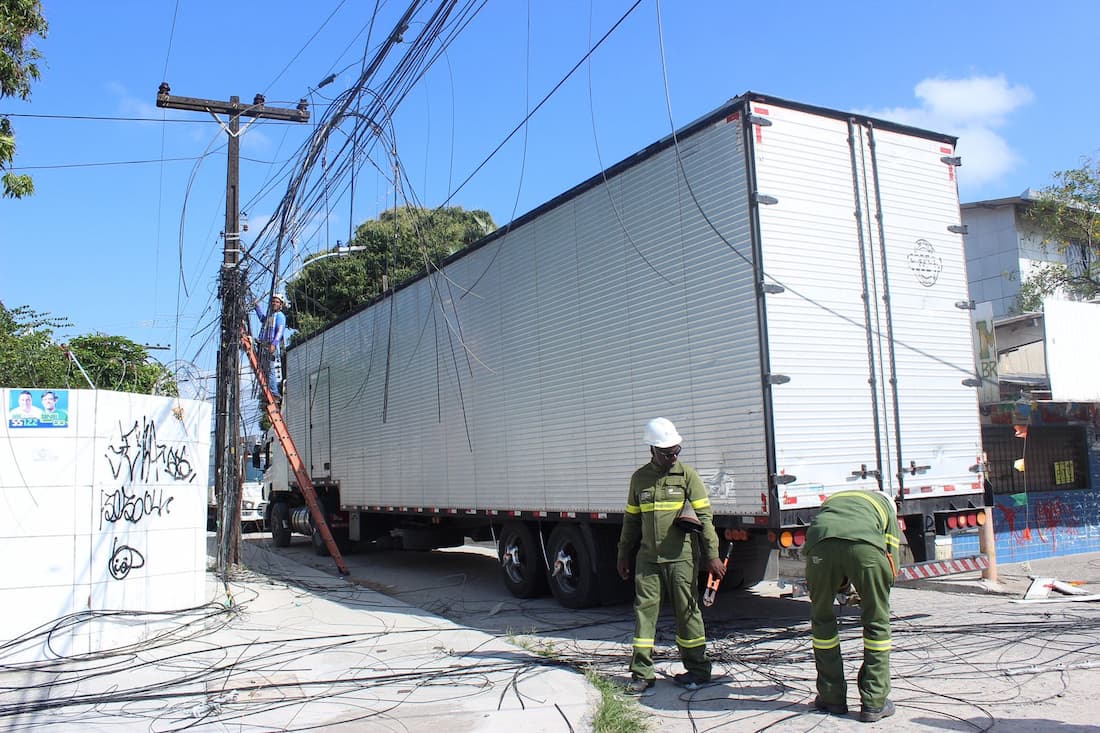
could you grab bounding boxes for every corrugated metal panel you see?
[753,102,885,504]
[293,105,767,515]
[868,126,983,499]
[752,101,981,505]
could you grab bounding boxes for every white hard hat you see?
[643,417,682,448]
[272,293,286,304]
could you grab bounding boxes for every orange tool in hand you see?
[703,542,734,607]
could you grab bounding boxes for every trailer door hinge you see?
[766,373,791,385]
[753,192,778,205]
[850,464,881,480]
[748,114,773,127]
[761,282,785,294]
[905,460,931,476]
[940,155,962,167]
[948,224,968,234]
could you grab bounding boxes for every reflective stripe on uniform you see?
[625,503,641,514]
[633,637,655,649]
[676,634,706,649]
[885,532,901,549]
[690,496,711,509]
[812,634,840,650]
[637,500,687,512]
[863,637,891,652]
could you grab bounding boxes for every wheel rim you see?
[502,540,526,584]
[553,543,579,594]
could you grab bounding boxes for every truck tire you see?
[498,522,548,598]
[271,503,291,548]
[546,524,599,609]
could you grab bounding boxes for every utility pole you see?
[156,84,309,577]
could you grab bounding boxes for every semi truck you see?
[259,91,987,608]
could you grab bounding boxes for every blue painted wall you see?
[953,421,1100,563]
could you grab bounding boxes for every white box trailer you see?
[262,92,986,608]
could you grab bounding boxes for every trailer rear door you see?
[751,101,982,509]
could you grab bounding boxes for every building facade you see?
[958,193,1100,564]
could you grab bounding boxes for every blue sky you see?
[2,1,1097,402]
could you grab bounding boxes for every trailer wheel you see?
[498,522,548,598]
[547,524,599,609]
[271,503,291,548]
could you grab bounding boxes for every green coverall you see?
[804,490,901,710]
[617,460,721,682]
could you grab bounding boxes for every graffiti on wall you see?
[108,537,146,580]
[105,416,197,484]
[992,489,1100,562]
[100,416,197,580]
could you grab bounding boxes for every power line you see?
[11,154,286,172]
[2,111,307,124]
[11,155,209,170]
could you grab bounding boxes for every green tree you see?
[0,302,177,394]
[0,303,69,384]
[1018,156,1100,312]
[1,0,48,198]
[287,205,495,340]
[67,334,179,395]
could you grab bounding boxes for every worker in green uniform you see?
[804,490,900,723]
[616,417,726,695]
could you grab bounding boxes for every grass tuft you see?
[585,668,650,733]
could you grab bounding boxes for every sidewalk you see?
[615,551,1100,731]
[0,540,594,732]
[5,544,1100,731]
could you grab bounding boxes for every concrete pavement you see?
[0,539,594,732]
[5,541,1100,731]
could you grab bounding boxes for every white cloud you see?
[915,76,1033,124]
[106,81,161,118]
[863,75,1034,189]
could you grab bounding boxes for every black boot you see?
[859,699,895,723]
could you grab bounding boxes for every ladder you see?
[241,331,349,575]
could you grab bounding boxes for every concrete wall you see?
[0,389,211,661]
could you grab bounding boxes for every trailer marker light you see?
[975,511,987,526]
[779,531,794,548]
[793,529,806,547]
[966,513,978,527]
[946,515,958,529]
